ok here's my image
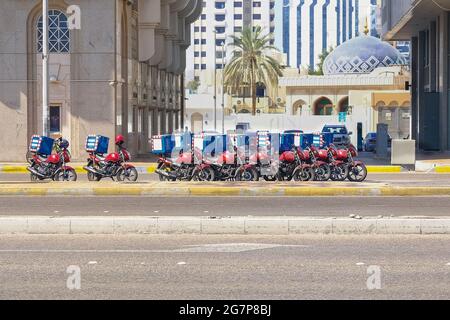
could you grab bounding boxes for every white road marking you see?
[356,262,365,266]
[177,262,186,265]
[0,244,310,254]
[88,261,97,265]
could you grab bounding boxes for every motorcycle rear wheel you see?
[54,169,77,182]
[117,167,139,182]
[30,173,41,182]
[331,164,349,181]
[263,175,277,182]
[236,168,258,182]
[87,171,102,181]
[157,163,173,181]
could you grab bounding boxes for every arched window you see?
[314,97,333,116]
[293,99,307,116]
[37,10,70,53]
[338,97,349,113]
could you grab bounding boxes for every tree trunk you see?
[251,82,257,116]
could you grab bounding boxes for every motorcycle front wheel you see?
[117,167,139,182]
[348,163,368,182]
[54,169,77,182]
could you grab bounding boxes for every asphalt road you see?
[0,234,448,299]
[0,195,449,217]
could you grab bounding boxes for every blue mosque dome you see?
[323,35,407,75]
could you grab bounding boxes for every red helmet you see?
[115,135,125,145]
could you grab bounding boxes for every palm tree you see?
[224,26,283,116]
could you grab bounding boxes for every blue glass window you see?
[234,2,242,7]
[253,14,261,20]
[234,14,242,20]
[215,27,226,34]
[215,2,225,9]
[216,14,225,21]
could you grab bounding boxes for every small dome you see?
[323,35,407,75]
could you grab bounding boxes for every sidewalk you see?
[0,216,449,235]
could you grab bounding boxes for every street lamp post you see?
[221,41,225,135]
[213,30,217,132]
[42,0,49,136]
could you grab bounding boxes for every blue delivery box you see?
[85,135,109,154]
[29,135,54,156]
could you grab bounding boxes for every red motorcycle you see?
[235,149,278,182]
[304,145,332,181]
[277,146,315,181]
[156,148,215,181]
[84,135,138,182]
[323,144,350,181]
[27,138,77,181]
[340,144,368,182]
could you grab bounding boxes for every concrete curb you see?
[0,216,449,235]
[0,164,404,174]
[1,183,450,196]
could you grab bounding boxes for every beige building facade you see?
[0,0,202,161]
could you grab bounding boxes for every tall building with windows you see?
[0,0,202,161]
[185,0,275,85]
[274,0,382,70]
[382,0,450,152]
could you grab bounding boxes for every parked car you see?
[283,130,304,134]
[363,132,392,152]
[322,125,352,147]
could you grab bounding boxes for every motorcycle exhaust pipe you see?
[83,166,98,174]
[155,169,177,179]
[26,166,45,178]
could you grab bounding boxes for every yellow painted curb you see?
[1,166,29,173]
[367,166,402,173]
[435,166,450,173]
[0,185,450,196]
